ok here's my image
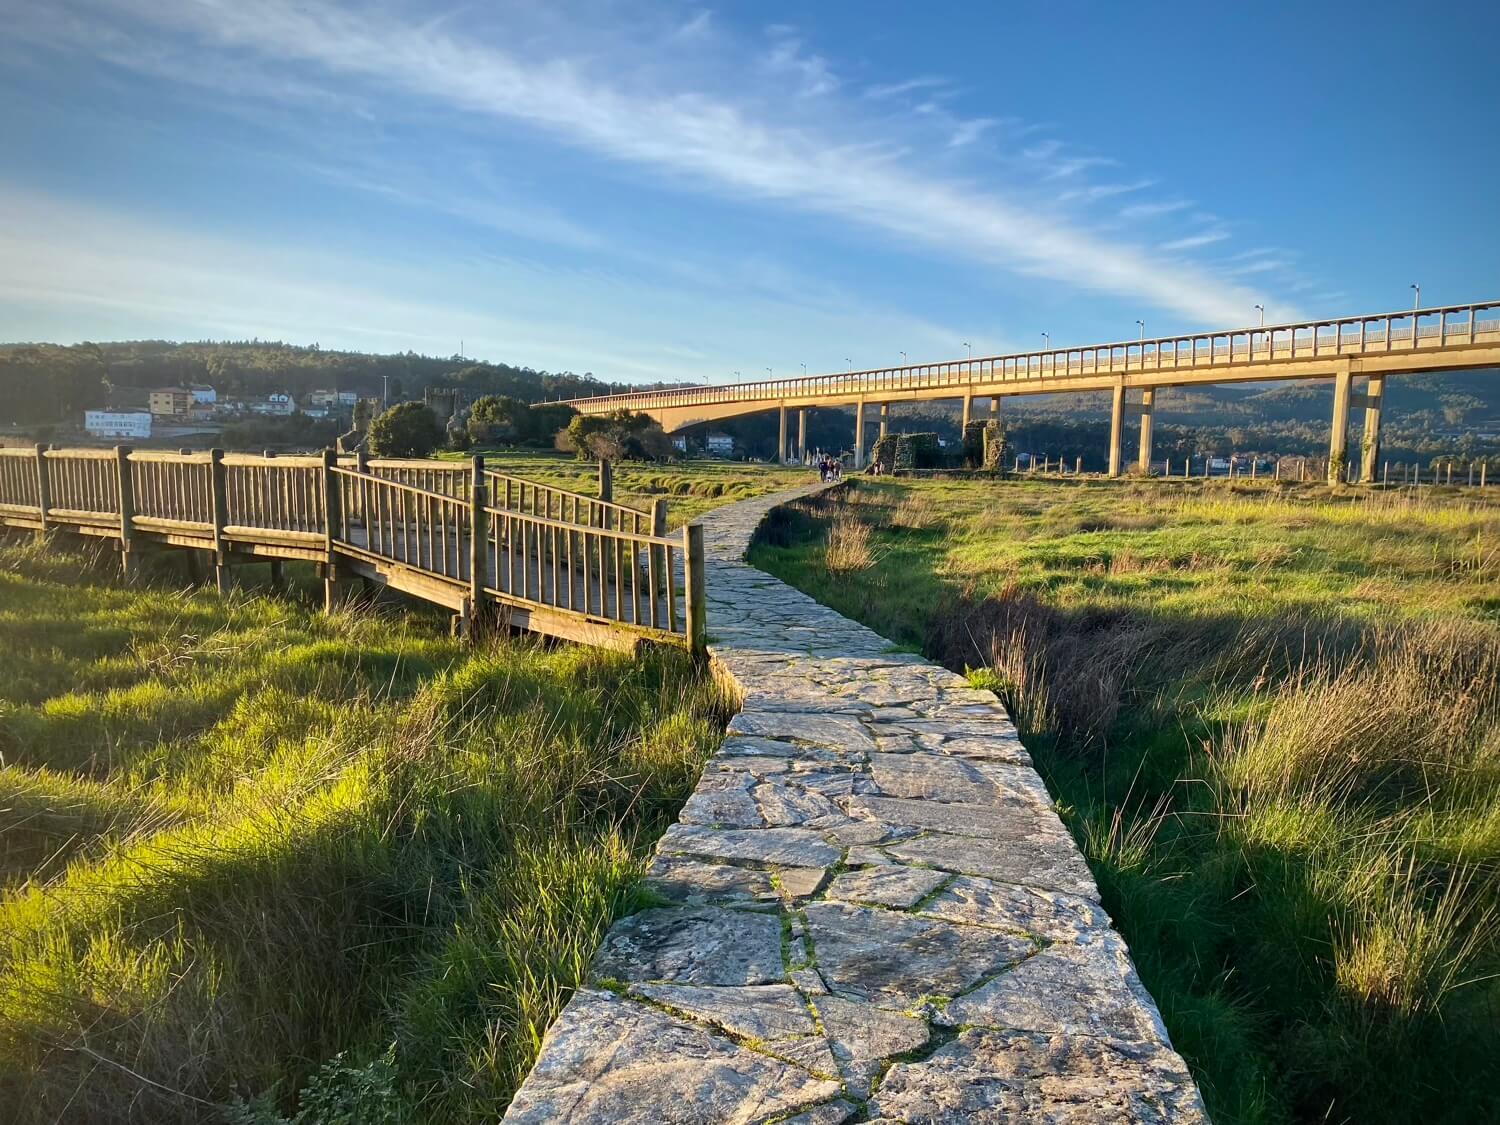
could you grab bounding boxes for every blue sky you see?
[1,0,1496,385]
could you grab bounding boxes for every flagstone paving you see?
[503,485,1207,1124]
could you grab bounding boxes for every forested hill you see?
[0,339,632,426]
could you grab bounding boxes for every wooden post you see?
[1382,461,1389,486]
[467,453,486,638]
[115,446,137,579]
[1482,463,1488,487]
[684,522,707,658]
[1468,463,1474,487]
[650,497,668,599]
[321,448,341,611]
[33,443,50,534]
[1075,456,1082,474]
[598,458,613,503]
[209,448,230,594]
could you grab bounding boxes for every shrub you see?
[367,402,443,458]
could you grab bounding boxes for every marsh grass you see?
[0,535,726,1123]
[443,451,806,527]
[750,476,1500,1125]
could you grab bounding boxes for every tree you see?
[560,409,674,462]
[367,402,444,458]
[468,395,525,445]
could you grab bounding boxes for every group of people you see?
[816,454,843,482]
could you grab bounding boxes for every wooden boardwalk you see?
[0,447,705,654]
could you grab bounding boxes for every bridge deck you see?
[555,300,1500,430]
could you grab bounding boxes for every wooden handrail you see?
[1,447,703,654]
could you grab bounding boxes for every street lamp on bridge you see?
[1041,332,1050,350]
[1255,304,1265,327]
[963,341,971,361]
[899,351,907,366]
[1136,319,1146,341]
[1411,283,1421,309]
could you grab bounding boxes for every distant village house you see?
[84,410,152,439]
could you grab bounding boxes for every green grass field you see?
[448,450,809,526]
[0,537,727,1124]
[750,476,1500,1125]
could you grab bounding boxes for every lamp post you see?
[801,363,807,377]
[963,341,971,361]
[1041,332,1050,349]
[1255,304,1265,327]
[1411,283,1421,310]
[899,351,907,366]
[765,367,773,379]
[845,357,852,373]
[1136,319,1146,341]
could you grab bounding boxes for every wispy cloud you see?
[1121,199,1193,220]
[6,0,1277,326]
[864,76,949,100]
[1160,230,1230,251]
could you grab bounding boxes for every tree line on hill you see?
[0,339,627,427]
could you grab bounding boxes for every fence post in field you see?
[209,448,230,594]
[1075,456,1081,475]
[598,458,613,503]
[33,443,50,534]
[684,522,707,658]
[468,454,486,639]
[1468,463,1475,487]
[1481,463,1488,487]
[115,446,137,579]
[320,448,341,612]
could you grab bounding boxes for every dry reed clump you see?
[889,494,941,531]
[824,517,878,574]
[1215,619,1500,809]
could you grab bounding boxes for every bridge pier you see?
[879,402,890,440]
[1138,388,1156,474]
[1329,363,1353,485]
[1108,383,1126,477]
[797,408,807,464]
[1358,375,1385,483]
[778,404,788,464]
[854,401,866,468]
[961,393,973,429]
[990,396,1001,421]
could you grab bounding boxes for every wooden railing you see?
[0,446,705,654]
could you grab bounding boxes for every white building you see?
[190,384,217,405]
[306,389,359,408]
[705,433,734,457]
[84,411,152,439]
[254,393,297,416]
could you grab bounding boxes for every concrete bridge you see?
[553,301,1500,482]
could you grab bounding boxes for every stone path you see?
[503,485,1208,1124]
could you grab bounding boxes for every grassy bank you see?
[447,450,808,526]
[750,477,1500,1125]
[0,537,726,1123]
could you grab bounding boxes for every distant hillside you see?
[0,339,624,428]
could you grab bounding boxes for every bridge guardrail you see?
[553,300,1500,413]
